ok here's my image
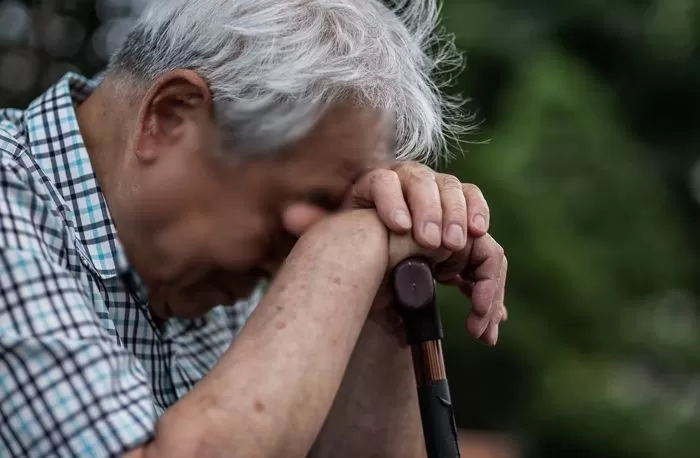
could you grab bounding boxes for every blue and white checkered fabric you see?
[0,73,259,457]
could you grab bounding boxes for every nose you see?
[282,203,329,236]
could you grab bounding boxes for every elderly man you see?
[0,0,507,457]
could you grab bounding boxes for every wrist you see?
[296,208,390,281]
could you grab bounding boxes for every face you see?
[112,70,390,318]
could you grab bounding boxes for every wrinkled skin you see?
[78,69,507,345]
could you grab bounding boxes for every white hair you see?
[107,0,470,164]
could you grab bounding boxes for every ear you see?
[134,69,213,163]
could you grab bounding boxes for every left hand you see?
[345,161,507,346]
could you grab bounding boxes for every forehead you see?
[271,103,393,205]
[293,103,393,163]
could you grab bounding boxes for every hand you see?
[347,161,507,346]
[387,229,507,346]
[345,161,490,250]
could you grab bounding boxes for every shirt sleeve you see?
[0,161,157,457]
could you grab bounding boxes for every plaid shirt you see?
[0,73,259,457]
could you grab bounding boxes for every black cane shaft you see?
[392,258,461,458]
[417,378,461,458]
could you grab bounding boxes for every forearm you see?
[131,210,389,458]
[309,306,426,458]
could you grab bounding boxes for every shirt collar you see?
[23,72,130,279]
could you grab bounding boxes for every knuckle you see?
[438,174,464,191]
[494,244,505,258]
[487,237,505,258]
[445,204,467,222]
[462,182,484,197]
[395,161,433,179]
[391,161,417,178]
[408,168,436,185]
[463,183,490,214]
[352,170,372,189]
[447,208,467,221]
[365,168,388,185]
[390,160,411,172]
[366,169,401,195]
[384,169,400,184]
[378,172,401,189]
[442,188,467,216]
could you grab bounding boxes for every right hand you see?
[371,230,451,321]
[386,228,507,346]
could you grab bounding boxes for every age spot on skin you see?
[254,400,265,413]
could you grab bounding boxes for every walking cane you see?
[391,258,461,458]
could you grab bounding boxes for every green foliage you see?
[439,1,700,456]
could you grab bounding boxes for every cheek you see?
[133,151,217,221]
[149,217,213,282]
[211,211,277,270]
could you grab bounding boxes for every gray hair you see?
[107,0,469,164]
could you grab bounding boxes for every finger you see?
[466,234,504,319]
[494,256,507,316]
[479,321,499,346]
[472,257,507,343]
[463,183,489,236]
[494,262,508,324]
[396,163,443,249]
[480,257,507,345]
[437,174,468,250]
[465,283,500,341]
[433,237,473,283]
[485,255,507,321]
[466,312,486,339]
[347,169,412,232]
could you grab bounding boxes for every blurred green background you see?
[0,1,698,457]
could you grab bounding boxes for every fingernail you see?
[393,210,412,229]
[480,325,498,346]
[473,214,487,233]
[423,222,441,247]
[445,224,465,247]
[490,326,499,346]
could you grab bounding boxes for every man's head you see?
[79,0,464,318]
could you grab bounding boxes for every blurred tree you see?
[439,1,700,457]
